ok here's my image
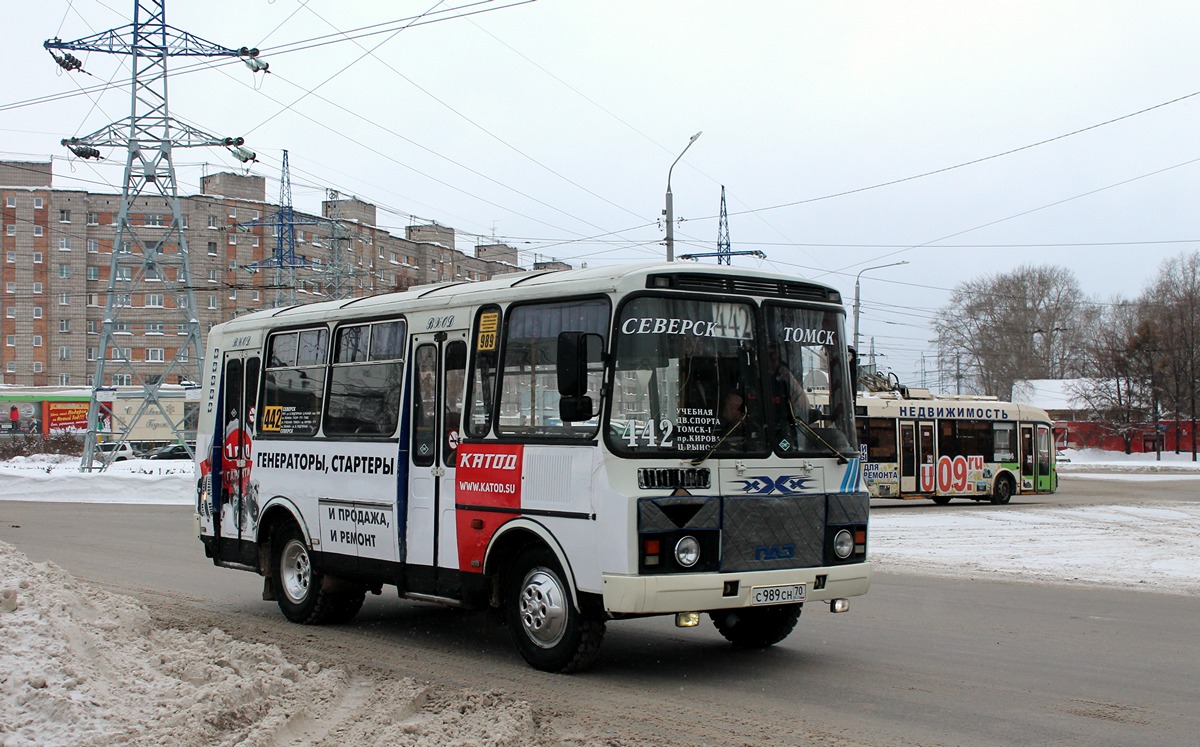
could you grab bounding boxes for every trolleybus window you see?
[609,296,766,456]
[261,327,328,437]
[497,298,608,438]
[325,319,406,437]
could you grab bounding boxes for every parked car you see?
[94,442,137,462]
[146,443,192,460]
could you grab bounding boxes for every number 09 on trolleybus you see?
[195,263,871,672]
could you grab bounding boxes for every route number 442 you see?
[622,418,675,448]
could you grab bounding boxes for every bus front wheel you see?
[710,604,802,649]
[272,522,364,625]
[991,475,1014,505]
[504,547,604,673]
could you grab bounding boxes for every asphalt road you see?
[1,474,1197,746]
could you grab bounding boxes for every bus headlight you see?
[674,536,701,568]
[832,529,854,559]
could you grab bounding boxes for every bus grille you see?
[638,467,711,491]
[721,495,825,571]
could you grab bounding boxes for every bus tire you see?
[710,604,802,649]
[272,521,342,625]
[504,547,604,673]
[991,475,1014,505]
[931,495,952,505]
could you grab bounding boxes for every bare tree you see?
[1140,252,1200,459]
[1070,300,1153,453]
[935,265,1095,398]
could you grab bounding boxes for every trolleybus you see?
[195,263,871,671]
[856,389,1057,504]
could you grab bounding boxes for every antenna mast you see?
[46,0,266,469]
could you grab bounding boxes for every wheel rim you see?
[280,538,312,604]
[518,567,568,648]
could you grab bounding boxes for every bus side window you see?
[466,307,500,438]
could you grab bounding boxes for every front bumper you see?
[601,561,872,615]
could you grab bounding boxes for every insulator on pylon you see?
[62,140,101,160]
[243,57,269,73]
[52,52,83,72]
[229,146,256,163]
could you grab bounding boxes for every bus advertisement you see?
[194,263,871,672]
[856,390,1057,504]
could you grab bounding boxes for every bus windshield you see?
[763,302,857,458]
[607,295,856,459]
[609,296,765,457]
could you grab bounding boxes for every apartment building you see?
[0,160,522,386]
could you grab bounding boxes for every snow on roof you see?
[1011,378,1092,412]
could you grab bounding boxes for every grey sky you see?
[5,1,1198,386]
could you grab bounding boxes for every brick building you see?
[0,160,524,386]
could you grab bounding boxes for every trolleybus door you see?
[214,351,260,559]
[899,420,936,493]
[1037,424,1053,491]
[406,332,468,596]
[899,421,916,493]
[917,421,935,492]
[1020,423,1036,490]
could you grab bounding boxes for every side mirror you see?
[556,331,603,397]
[848,346,859,397]
[557,331,603,422]
[560,395,595,423]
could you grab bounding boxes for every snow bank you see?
[870,502,1200,596]
[0,541,542,746]
[0,456,193,505]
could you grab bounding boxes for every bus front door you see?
[214,351,260,562]
[406,332,468,598]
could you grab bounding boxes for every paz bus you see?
[855,389,1057,504]
[194,262,870,672]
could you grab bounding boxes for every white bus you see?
[195,263,871,672]
[856,390,1057,504]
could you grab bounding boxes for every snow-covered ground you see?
[1,448,1197,744]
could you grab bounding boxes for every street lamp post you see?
[664,131,702,262]
[853,261,908,352]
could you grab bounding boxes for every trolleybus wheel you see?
[504,547,604,673]
[931,495,952,505]
[990,475,1014,505]
[272,522,362,625]
[710,604,802,649]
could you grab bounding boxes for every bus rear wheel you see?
[272,522,363,625]
[991,475,1014,505]
[710,604,802,649]
[504,547,604,673]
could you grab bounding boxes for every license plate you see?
[751,584,806,605]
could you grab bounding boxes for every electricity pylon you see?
[716,185,731,265]
[46,0,266,470]
[233,150,325,308]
